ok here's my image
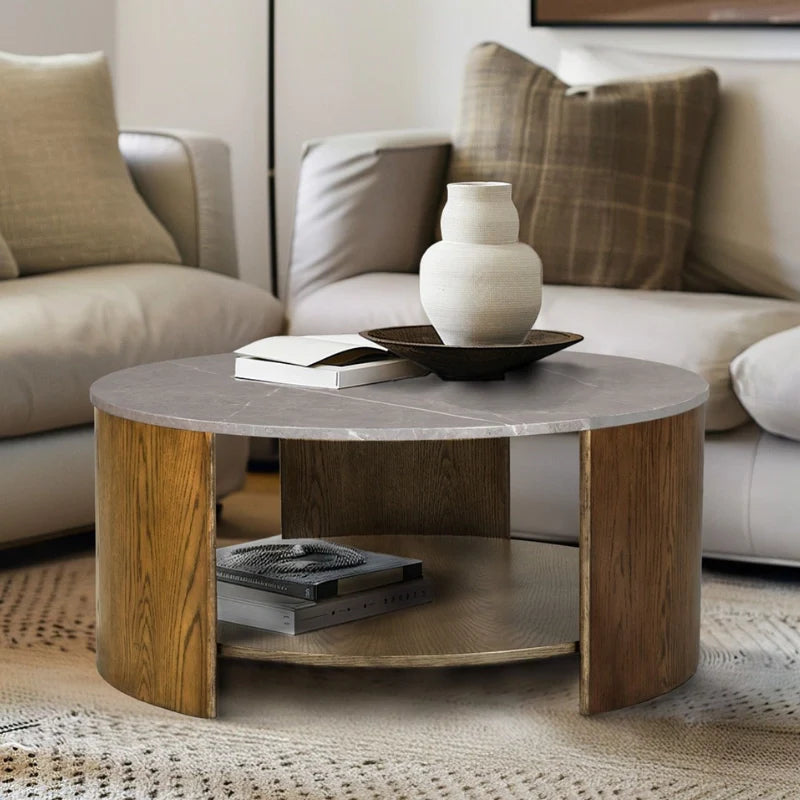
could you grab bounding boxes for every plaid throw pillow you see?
[0,233,18,280]
[448,43,718,290]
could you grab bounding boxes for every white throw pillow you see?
[558,46,800,302]
[730,326,800,442]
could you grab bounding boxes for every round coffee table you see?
[90,352,707,719]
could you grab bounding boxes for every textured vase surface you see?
[420,182,542,346]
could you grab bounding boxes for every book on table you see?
[234,333,428,388]
[217,578,433,635]
[216,537,424,600]
[216,537,431,635]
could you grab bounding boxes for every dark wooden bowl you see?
[360,326,584,381]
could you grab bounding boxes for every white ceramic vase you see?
[420,181,542,346]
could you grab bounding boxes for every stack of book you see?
[216,538,433,635]
[234,333,428,389]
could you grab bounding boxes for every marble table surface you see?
[90,352,708,441]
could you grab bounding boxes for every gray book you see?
[217,577,433,635]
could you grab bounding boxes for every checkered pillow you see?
[447,43,718,290]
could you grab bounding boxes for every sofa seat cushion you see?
[0,264,283,438]
[730,326,800,442]
[289,272,431,335]
[539,286,800,431]
[289,274,800,431]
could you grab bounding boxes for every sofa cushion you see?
[288,274,800,431]
[289,273,431,336]
[558,46,800,301]
[0,233,18,279]
[0,264,283,438]
[448,42,718,290]
[730,326,800,442]
[288,130,451,303]
[0,51,181,274]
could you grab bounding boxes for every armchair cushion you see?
[0,233,18,280]
[287,130,450,303]
[0,51,180,274]
[0,264,283,438]
[730,326,800,442]
[448,43,718,290]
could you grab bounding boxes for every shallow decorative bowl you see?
[360,326,584,381]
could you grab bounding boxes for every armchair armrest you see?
[287,129,451,304]
[119,128,238,278]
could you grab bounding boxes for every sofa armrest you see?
[286,129,451,304]
[119,128,238,278]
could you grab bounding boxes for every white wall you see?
[0,0,115,64]
[114,0,269,288]
[275,0,800,295]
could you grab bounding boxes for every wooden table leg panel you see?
[280,438,510,539]
[579,407,704,715]
[95,411,217,718]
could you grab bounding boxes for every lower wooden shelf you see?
[217,535,579,668]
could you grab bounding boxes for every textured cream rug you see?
[1,544,799,799]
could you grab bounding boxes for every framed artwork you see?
[531,1,800,26]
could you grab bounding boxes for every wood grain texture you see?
[218,535,578,666]
[95,410,217,718]
[280,439,510,539]
[579,407,704,715]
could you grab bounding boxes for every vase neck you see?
[440,181,519,245]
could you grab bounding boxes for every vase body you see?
[420,182,542,346]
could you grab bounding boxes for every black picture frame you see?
[530,0,800,27]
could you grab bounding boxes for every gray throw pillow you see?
[0,51,180,274]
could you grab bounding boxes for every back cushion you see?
[449,43,718,290]
[0,51,180,274]
[559,46,800,300]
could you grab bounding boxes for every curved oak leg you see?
[95,411,217,718]
[579,407,704,715]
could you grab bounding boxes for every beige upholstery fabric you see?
[0,51,180,273]
[558,47,800,300]
[287,130,451,303]
[289,272,800,431]
[448,43,718,290]
[730,326,800,442]
[0,427,249,545]
[289,272,431,335]
[510,423,800,564]
[119,129,238,277]
[537,285,800,431]
[0,233,18,279]
[0,263,284,438]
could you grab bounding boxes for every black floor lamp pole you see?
[267,0,279,297]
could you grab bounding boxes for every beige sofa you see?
[285,49,800,565]
[0,129,283,547]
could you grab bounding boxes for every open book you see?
[234,334,428,388]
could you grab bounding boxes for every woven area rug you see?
[1,543,799,800]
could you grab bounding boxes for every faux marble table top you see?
[90,352,708,441]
